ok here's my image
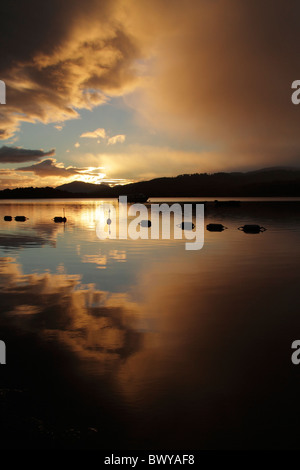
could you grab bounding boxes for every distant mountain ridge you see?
[1,167,300,198]
[57,181,108,193]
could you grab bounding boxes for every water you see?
[0,199,300,449]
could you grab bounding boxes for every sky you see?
[1,0,300,189]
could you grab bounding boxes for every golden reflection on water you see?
[1,200,300,448]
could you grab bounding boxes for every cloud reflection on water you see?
[0,256,145,375]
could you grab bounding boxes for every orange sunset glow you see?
[1,0,300,189]
[1,0,300,455]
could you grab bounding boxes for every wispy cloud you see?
[80,128,125,145]
[107,134,126,145]
[80,128,106,139]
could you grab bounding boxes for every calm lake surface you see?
[0,198,300,449]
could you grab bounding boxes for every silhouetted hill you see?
[57,181,110,194]
[110,167,300,197]
[0,184,114,199]
[0,186,72,199]
[1,168,300,198]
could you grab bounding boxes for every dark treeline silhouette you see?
[1,167,300,198]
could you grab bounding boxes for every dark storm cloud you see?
[0,145,55,163]
[0,0,141,139]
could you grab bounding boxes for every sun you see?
[75,167,106,184]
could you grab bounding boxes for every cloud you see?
[80,129,125,145]
[2,0,300,170]
[107,134,126,145]
[0,167,39,188]
[18,158,83,178]
[0,145,55,163]
[84,144,249,181]
[125,0,300,167]
[0,154,111,188]
[15,158,107,186]
[0,0,143,139]
[74,142,80,148]
[80,128,107,139]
